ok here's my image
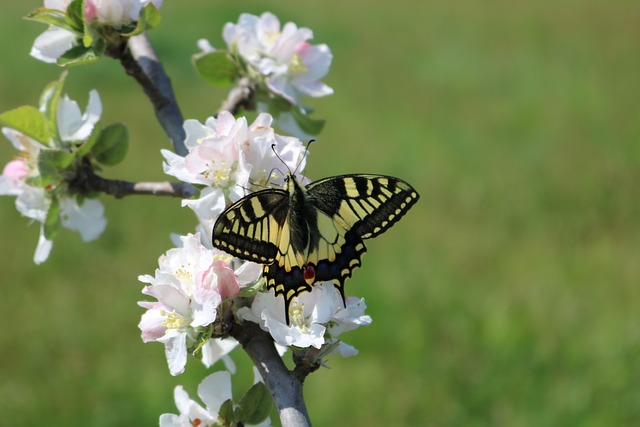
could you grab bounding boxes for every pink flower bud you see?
[2,159,29,180]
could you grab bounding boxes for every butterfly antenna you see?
[293,139,314,175]
[271,144,293,175]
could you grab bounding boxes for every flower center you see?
[289,54,308,75]
[161,310,188,330]
[290,302,310,332]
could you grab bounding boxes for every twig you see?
[218,76,254,116]
[113,34,188,156]
[69,158,196,198]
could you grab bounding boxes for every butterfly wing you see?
[212,188,289,264]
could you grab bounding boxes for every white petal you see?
[159,329,188,376]
[16,186,49,221]
[198,371,233,414]
[34,226,53,264]
[59,197,106,241]
[57,90,102,142]
[30,27,77,64]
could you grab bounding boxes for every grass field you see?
[1,1,639,426]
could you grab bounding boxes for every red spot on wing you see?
[303,264,316,284]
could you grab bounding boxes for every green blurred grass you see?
[1,1,639,426]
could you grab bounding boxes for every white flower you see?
[223,12,333,106]
[57,90,102,143]
[163,112,307,226]
[59,197,107,242]
[160,370,271,427]
[138,233,261,375]
[238,283,372,352]
[30,26,77,64]
[84,0,163,26]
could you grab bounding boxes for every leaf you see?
[235,382,272,425]
[38,149,75,186]
[124,3,161,36]
[193,51,240,87]
[0,106,50,144]
[39,71,68,141]
[24,8,78,32]
[44,195,61,241]
[91,123,128,166]
[219,399,235,426]
[291,108,325,135]
[76,121,102,157]
[66,0,86,32]
[57,44,102,67]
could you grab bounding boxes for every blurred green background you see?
[1,1,639,425]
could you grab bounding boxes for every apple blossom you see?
[162,111,307,237]
[0,88,107,263]
[237,282,371,352]
[223,12,333,106]
[138,233,261,375]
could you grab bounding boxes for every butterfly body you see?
[212,173,419,322]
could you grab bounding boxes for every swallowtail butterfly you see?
[212,173,419,323]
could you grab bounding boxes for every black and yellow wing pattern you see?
[212,174,419,322]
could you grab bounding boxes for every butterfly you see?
[212,173,419,323]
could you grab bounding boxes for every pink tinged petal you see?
[138,304,167,342]
[34,226,53,264]
[198,371,233,415]
[3,159,29,180]
[144,284,191,315]
[30,27,77,64]
[59,197,106,241]
[84,0,97,21]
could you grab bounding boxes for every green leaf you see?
[39,71,68,141]
[0,106,50,144]
[57,44,102,66]
[24,8,78,32]
[91,123,128,166]
[235,382,272,425]
[38,149,75,186]
[76,121,102,157]
[291,108,325,135]
[193,51,240,87]
[219,399,235,426]
[66,0,85,32]
[123,3,161,36]
[44,195,61,241]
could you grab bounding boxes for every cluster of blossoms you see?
[31,0,164,64]
[196,12,333,139]
[140,112,371,377]
[0,88,106,263]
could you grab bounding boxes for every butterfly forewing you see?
[308,174,420,239]
[212,189,289,264]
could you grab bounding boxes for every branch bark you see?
[116,34,188,156]
[231,321,312,427]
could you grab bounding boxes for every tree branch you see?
[218,76,255,116]
[231,321,312,427]
[113,34,188,156]
[69,158,196,198]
